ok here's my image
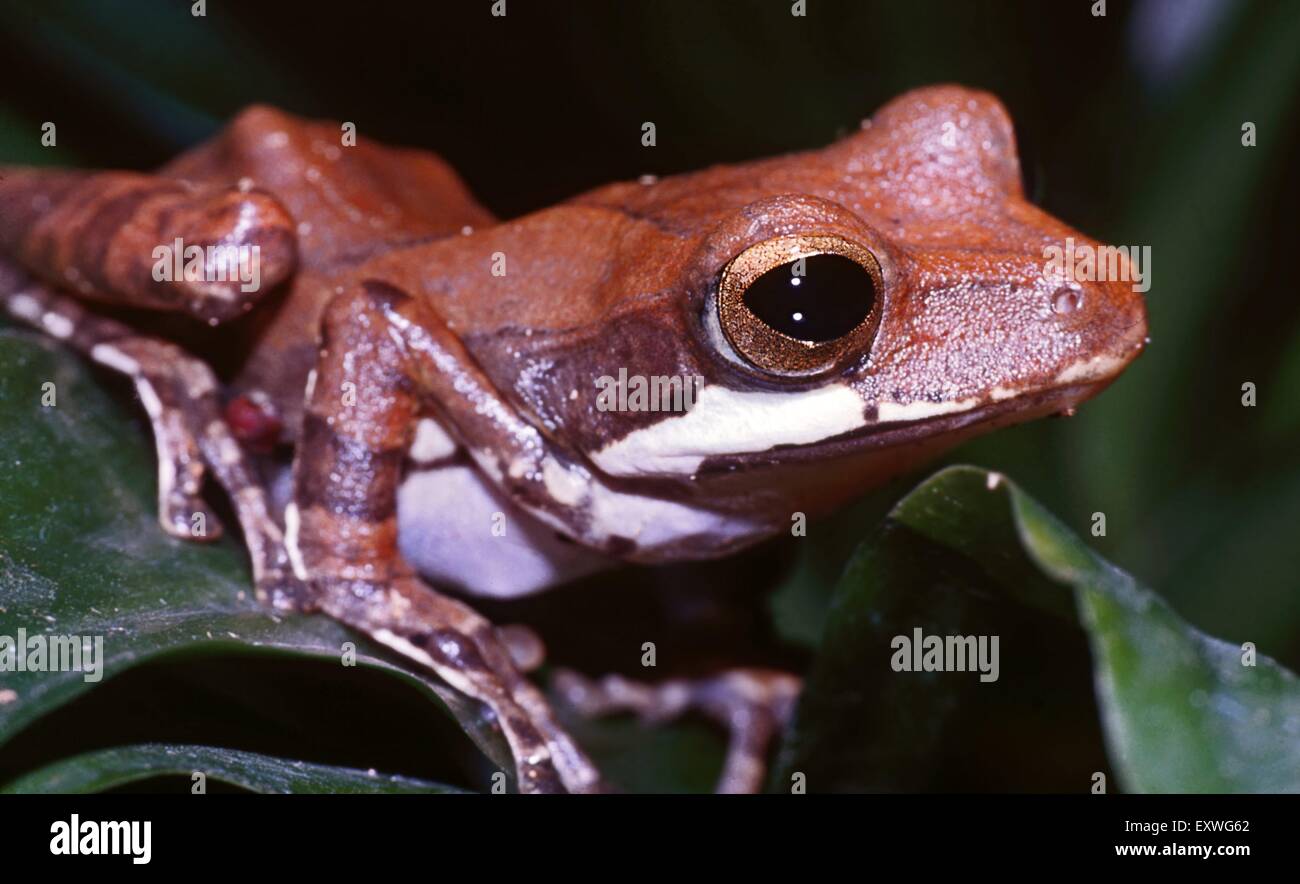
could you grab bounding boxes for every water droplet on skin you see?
[1053,287,1084,315]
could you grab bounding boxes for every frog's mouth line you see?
[688,378,1115,477]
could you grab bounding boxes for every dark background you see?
[1,0,1298,790]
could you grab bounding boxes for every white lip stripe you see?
[876,397,979,423]
[1053,352,1131,385]
[590,383,869,476]
[590,352,1133,479]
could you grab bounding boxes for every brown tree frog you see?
[0,86,1147,793]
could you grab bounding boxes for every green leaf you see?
[2,743,462,794]
[778,465,1300,793]
[0,328,512,786]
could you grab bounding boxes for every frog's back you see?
[162,106,495,432]
[163,105,495,267]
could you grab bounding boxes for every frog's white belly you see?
[397,462,611,598]
[394,419,760,598]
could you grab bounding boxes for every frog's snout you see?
[1038,274,1149,409]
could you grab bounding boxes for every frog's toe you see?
[3,276,291,591]
[158,494,224,543]
[301,572,602,794]
[554,667,802,794]
[497,623,546,673]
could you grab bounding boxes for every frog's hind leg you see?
[0,268,291,596]
[0,167,296,324]
[283,279,603,794]
[553,668,802,794]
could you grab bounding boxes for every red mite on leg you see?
[225,393,284,454]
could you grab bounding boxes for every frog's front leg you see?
[1,268,290,594]
[4,283,216,539]
[284,280,602,793]
[554,668,802,794]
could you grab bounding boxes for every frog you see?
[0,85,1148,793]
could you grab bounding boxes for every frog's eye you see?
[717,234,883,376]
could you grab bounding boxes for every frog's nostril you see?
[1051,286,1084,316]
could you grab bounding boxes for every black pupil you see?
[742,254,875,342]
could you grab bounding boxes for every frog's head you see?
[474,85,1147,558]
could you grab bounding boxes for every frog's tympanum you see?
[0,86,1147,792]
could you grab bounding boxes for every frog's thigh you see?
[1,268,290,589]
[288,280,601,793]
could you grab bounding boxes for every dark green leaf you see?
[0,329,512,785]
[2,743,462,794]
[778,466,1300,793]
